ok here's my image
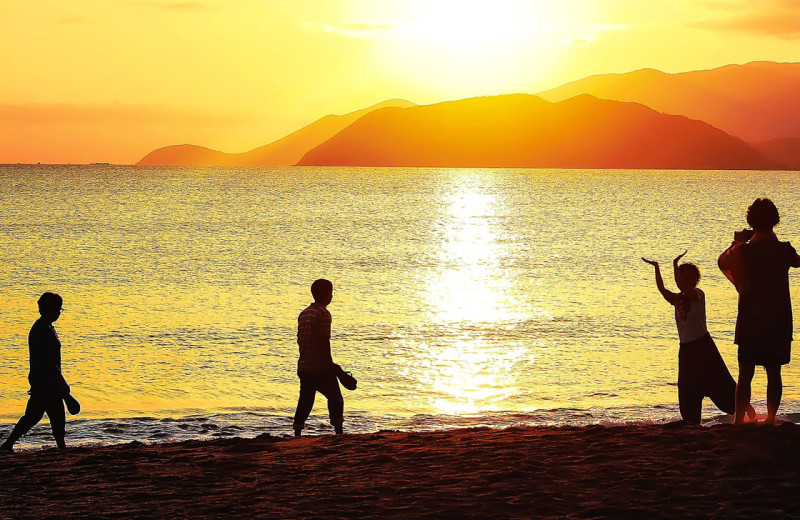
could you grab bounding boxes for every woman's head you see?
[676,263,701,291]
[746,197,780,231]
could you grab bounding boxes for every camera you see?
[733,228,755,243]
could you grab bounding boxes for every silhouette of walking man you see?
[1,292,79,451]
[292,279,344,436]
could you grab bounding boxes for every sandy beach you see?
[1,422,798,519]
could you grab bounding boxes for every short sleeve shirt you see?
[297,303,333,372]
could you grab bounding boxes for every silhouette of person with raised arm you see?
[1,292,80,452]
[643,252,754,424]
[718,198,800,425]
[292,279,344,436]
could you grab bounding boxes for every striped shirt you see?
[297,303,333,372]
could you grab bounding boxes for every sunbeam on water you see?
[419,171,537,413]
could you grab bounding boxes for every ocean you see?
[2,165,799,448]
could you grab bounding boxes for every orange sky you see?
[1,0,799,164]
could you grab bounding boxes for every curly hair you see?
[746,197,780,231]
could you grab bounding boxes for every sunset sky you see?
[2,0,799,164]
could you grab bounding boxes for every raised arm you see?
[642,257,678,305]
[672,250,687,288]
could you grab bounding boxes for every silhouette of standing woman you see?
[718,198,800,424]
[1,292,79,451]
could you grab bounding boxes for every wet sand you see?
[1,423,799,519]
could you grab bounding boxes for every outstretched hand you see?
[673,250,687,264]
[641,257,658,267]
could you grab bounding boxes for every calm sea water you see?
[2,165,800,448]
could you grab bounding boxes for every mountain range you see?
[538,61,800,168]
[297,94,774,169]
[137,99,416,166]
[137,61,800,169]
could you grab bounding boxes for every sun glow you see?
[372,0,579,99]
[4,1,800,163]
[409,0,564,49]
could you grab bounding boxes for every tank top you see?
[675,288,708,344]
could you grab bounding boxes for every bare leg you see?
[1,421,34,451]
[745,404,757,421]
[293,377,317,436]
[48,400,67,450]
[735,362,755,425]
[1,398,47,450]
[764,364,782,425]
[317,375,344,434]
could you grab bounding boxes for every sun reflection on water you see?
[421,339,530,415]
[427,174,526,324]
[418,172,533,413]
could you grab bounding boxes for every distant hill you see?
[135,144,234,167]
[296,94,778,170]
[538,61,800,144]
[753,138,800,169]
[136,99,417,166]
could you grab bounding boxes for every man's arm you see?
[54,370,70,397]
[321,311,334,365]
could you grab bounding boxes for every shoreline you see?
[2,423,799,519]
[3,406,800,452]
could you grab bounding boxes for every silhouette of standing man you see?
[2,292,78,451]
[292,279,344,436]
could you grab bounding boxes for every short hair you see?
[677,263,701,287]
[37,292,63,310]
[746,198,780,231]
[310,279,333,301]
